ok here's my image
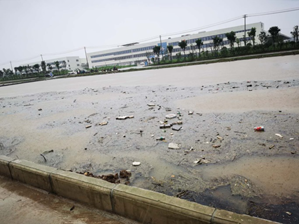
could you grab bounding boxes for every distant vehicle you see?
[68,70,76,75]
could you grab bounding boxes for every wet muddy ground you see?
[1,56,299,223]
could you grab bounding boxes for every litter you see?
[132,161,141,166]
[99,121,108,126]
[116,115,134,120]
[188,111,194,115]
[275,133,283,138]
[168,143,180,149]
[160,124,172,129]
[156,137,165,141]
[165,114,177,119]
[85,125,92,129]
[147,103,155,107]
[254,126,265,131]
[172,125,182,131]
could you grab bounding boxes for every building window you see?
[77,64,80,66]
[67,60,69,62]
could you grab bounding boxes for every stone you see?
[132,161,141,166]
[165,114,177,119]
[168,143,180,150]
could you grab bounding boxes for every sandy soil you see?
[0,55,299,223]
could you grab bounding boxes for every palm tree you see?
[212,36,223,52]
[268,26,281,44]
[47,63,52,71]
[41,61,46,73]
[291,25,299,43]
[55,61,60,72]
[247,28,256,46]
[167,45,173,61]
[33,64,40,73]
[153,46,161,63]
[195,39,203,55]
[178,40,187,59]
[225,31,236,49]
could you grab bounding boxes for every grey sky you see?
[0,0,298,69]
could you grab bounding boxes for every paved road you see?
[0,176,139,224]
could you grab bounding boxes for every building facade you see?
[87,22,264,68]
[20,56,87,72]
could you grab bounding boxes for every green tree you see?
[55,61,60,72]
[178,40,187,59]
[33,64,40,73]
[15,66,23,75]
[247,27,256,46]
[47,63,52,71]
[167,45,173,61]
[195,39,203,54]
[291,25,299,43]
[225,31,236,49]
[258,31,268,45]
[212,36,223,51]
[0,70,3,78]
[268,26,281,44]
[153,46,161,63]
[236,38,241,48]
[41,61,46,73]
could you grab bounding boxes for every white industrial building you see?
[20,56,87,72]
[87,22,264,68]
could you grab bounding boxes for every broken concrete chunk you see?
[160,124,172,129]
[165,114,177,119]
[172,125,182,131]
[99,121,108,126]
[168,143,180,149]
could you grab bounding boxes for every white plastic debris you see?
[132,161,141,166]
[165,114,177,119]
[168,143,180,149]
[275,133,283,138]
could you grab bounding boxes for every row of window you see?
[91,29,253,63]
[169,29,251,46]
[91,52,148,63]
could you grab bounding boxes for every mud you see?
[0,56,299,223]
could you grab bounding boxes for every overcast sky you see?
[0,0,298,69]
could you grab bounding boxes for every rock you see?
[172,125,182,131]
[269,145,275,149]
[194,158,210,165]
[132,161,141,166]
[38,108,42,111]
[212,144,221,148]
[217,136,223,141]
[168,143,180,149]
[85,125,92,129]
[99,121,108,126]
[188,111,194,115]
[120,170,131,178]
[147,103,155,107]
[165,107,172,112]
[160,124,172,129]
[165,114,177,119]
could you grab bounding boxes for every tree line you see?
[0,60,68,79]
[150,25,299,64]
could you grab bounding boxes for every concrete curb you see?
[0,155,277,224]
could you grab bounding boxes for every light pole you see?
[84,47,89,69]
[244,14,247,46]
